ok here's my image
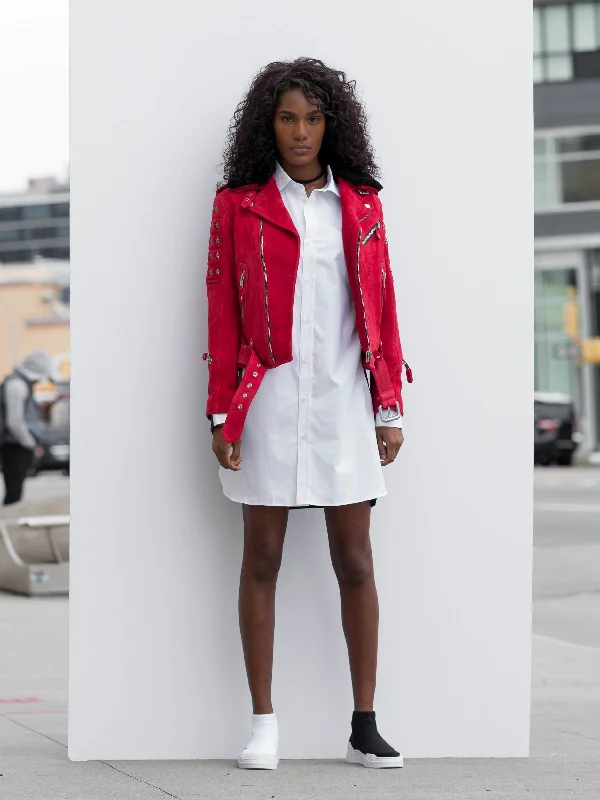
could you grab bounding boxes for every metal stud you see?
[238,404,243,409]
[364,203,371,208]
[242,393,248,398]
[215,221,220,229]
[208,268,213,275]
[252,372,258,377]
[213,205,218,213]
[247,383,252,388]
[216,237,220,245]
[215,252,220,259]
[216,268,220,275]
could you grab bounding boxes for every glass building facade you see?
[534,2,600,455]
[0,191,70,264]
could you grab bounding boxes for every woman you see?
[204,58,411,769]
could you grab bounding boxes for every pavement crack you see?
[555,727,600,743]
[1,711,181,798]
[0,710,67,748]
[536,589,600,600]
[100,762,183,799]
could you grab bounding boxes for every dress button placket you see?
[296,193,316,505]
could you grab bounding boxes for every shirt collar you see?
[274,162,340,197]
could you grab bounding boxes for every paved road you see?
[534,466,600,648]
[0,467,598,797]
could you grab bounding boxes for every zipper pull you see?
[403,359,413,383]
[240,270,245,288]
[365,350,372,363]
[202,352,213,364]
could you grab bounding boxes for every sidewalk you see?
[1,594,599,800]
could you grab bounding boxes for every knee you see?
[335,550,373,586]
[246,539,283,583]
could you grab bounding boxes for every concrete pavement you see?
[0,467,599,798]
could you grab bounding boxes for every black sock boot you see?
[349,711,401,760]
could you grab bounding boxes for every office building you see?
[534,0,600,454]
[0,177,69,265]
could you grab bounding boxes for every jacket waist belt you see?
[221,349,267,444]
[221,348,398,444]
[366,352,397,411]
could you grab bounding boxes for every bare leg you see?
[239,504,289,714]
[325,501,378,711]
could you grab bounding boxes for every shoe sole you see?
[346,741,403,769]
[238,753,279,770]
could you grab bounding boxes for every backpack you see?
[0,374,40,447]
[0,378,8,447]
[0,377,7,446]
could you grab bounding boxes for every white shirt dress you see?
[215,164,402,508]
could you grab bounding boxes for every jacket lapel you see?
[243,176,298,237]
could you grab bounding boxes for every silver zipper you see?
[239,269,245,326]
[362,220,381,245]
[356,229,372,362]
[259,220,276,365]
[381,267,386,307]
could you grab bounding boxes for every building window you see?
[39,247,70,260]
[50,203,70,218]
[22,204,52,220]
[20,226,70,241]
[0,229,23,243]
[0,206,22,222]
[535,128,600,208]
[534,3,600,83]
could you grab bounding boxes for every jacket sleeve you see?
[374,210,404,417]
[205,191,241,420]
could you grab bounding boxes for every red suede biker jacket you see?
[204,172,411,444]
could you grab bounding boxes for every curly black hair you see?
[220,57,380,189]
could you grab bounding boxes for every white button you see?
[302,356,308,363]
[300,433,307,440]
[301,395,308,402]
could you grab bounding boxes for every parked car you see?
[534,391,581,466]
[32,388,70,475]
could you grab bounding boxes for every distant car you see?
[32,389,70,475]
[534,391,581,466]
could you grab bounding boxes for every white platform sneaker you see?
[345,710,403,768]
[346,739,404,769]
[237,712,279,770]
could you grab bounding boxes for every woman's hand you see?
[212,427,243,470]
[375,426,404,466]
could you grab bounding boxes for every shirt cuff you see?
[211,413,228,426]
[375,410,403,428]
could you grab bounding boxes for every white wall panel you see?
[69,0,533,759]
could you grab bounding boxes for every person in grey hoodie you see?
[0,350,54,505]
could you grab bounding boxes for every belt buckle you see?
[378,402,401,422]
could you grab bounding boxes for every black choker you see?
[292,168,326,186]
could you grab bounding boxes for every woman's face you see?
[273,89,325,169]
